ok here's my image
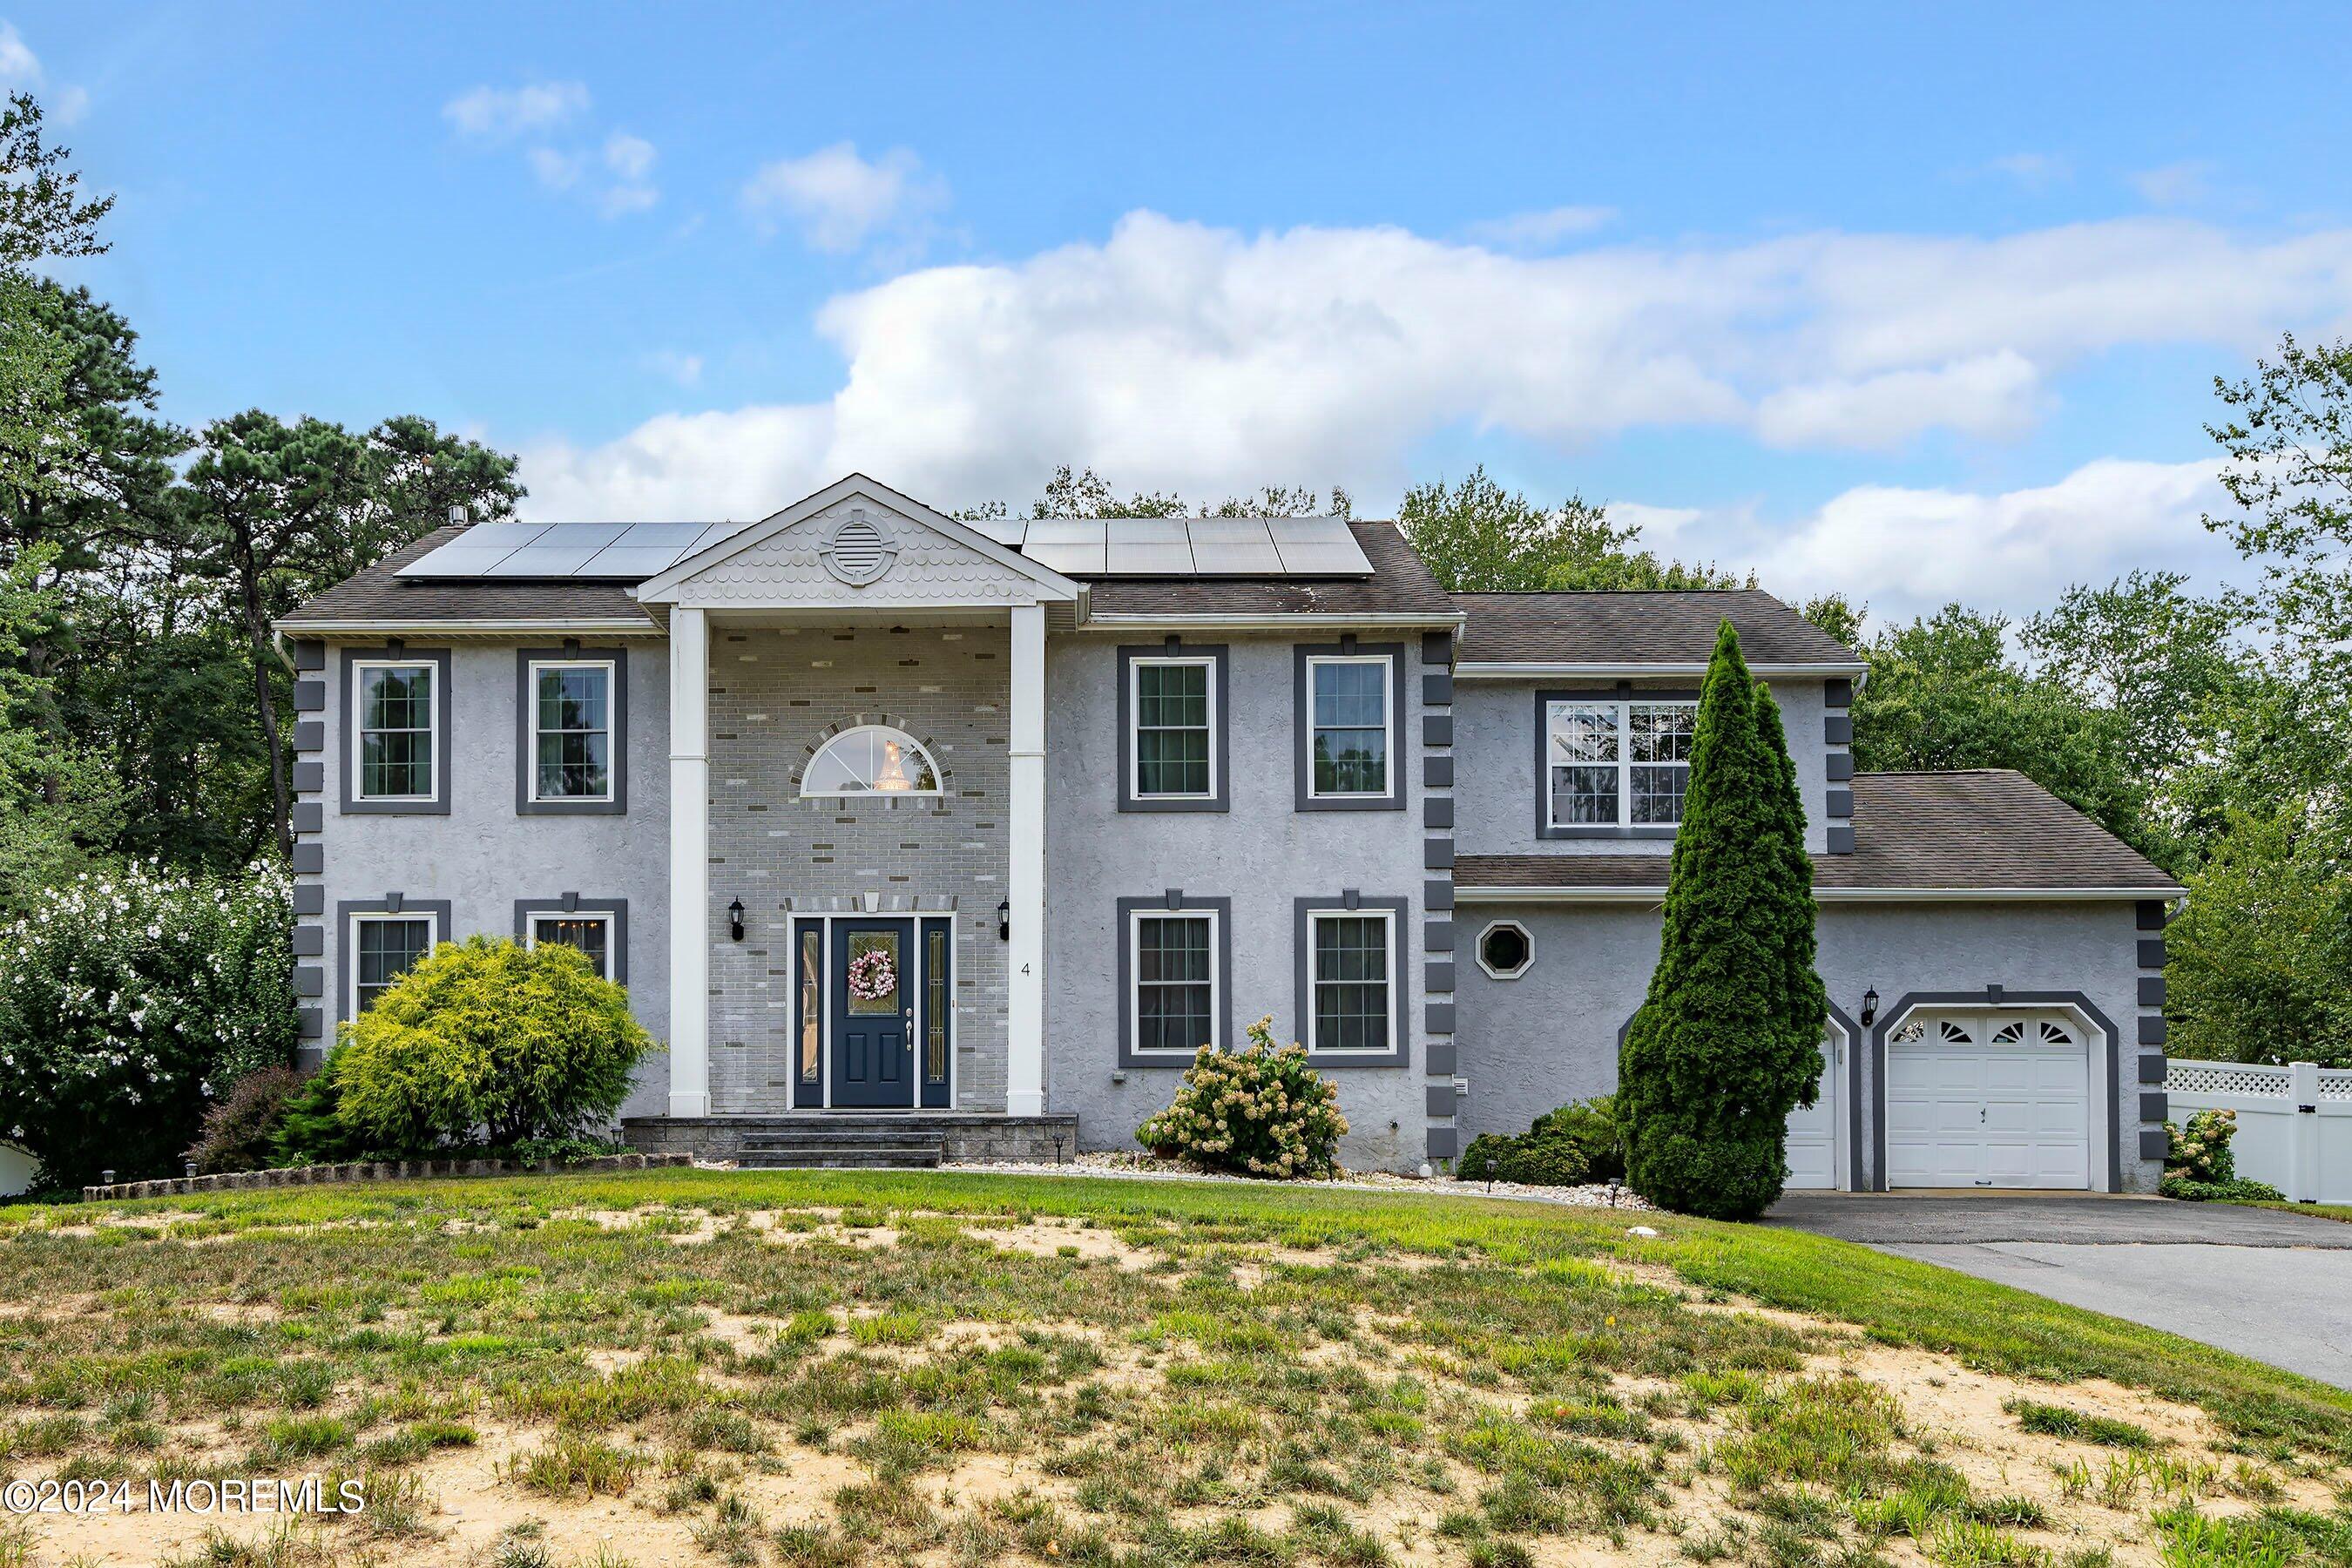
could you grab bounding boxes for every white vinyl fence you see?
[2165,1060,2352,1204]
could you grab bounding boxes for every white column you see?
[666,606,712,1119]
[1005,601,1047,1116]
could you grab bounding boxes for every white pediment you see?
[633,475,1078,609]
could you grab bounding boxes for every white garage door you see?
[1783,1031,1842,1190]
[1886,1011,2090,1189]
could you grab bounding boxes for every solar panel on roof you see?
[1018,520,1108,575]
[612,521,709,545]
[1267,517,1372,575]
[1105,518,1194,574]
[1184,518,1284,574]
[452,521,551,551]
[576,544,696,578]
[395,544,524,577]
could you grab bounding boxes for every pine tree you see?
[1617,622,1828,1219]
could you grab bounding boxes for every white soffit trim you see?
[1081,612,1468,632]
[1454,660,1869,679]
[632,472,1080,605]
[1449,889,2182,902]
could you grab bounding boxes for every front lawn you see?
[3,1169,2349,1567]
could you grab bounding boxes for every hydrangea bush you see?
[0,861,297,1191]
[1135,1015,1348,1179]
[2159,1105,2286,1201]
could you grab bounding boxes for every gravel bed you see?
[937,1150,1655,1212]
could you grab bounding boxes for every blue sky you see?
[10,2,2352,620]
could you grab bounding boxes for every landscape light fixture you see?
[727,898,745,942]
[997,900,1010,942]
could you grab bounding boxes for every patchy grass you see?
[0,1167,2347,1565]
[2226,1200,2352,1226]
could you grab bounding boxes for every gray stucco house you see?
[277,475,2184,1189]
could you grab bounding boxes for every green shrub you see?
[1531,1095,1624,1181]
[1458,1131,1591,1186]
[186,1064,302,1174]
[270,1055,373,1166]
[0,861,297,1191]
[332,936,658,1154]
[2159,1175,2287,1203]
[1135,1015,1348,1178]
[1618,625,1827,1220]
[2163,1106,2241,1185]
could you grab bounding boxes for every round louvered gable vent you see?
[820,512,899,585]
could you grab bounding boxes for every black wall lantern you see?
[727,898,746,942]
[996,899,1010,942]
[1858,987,1878,1029]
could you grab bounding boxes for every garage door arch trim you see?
[1869,990,2118,1193]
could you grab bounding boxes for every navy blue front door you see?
[830,919,915,1107]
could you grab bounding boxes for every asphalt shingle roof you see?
[1455,771,2180,894]
[280,524,659,632]
[1453,589,1862,666]
[1076,521,1457,619]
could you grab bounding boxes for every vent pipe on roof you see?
[448,504,468,526]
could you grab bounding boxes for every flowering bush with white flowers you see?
[1135,1015,1349,1179]
[0,860,297,1192]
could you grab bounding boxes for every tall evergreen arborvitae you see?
[1617,622,1828,1219]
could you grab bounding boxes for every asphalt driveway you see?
[1764,1193,2352,1388]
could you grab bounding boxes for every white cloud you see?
[1741,457,2234,621]
[645,350,704,387]
[1464,206,1618,250]
[1,22,86,124]
[443,80,590,139]
[2132,160,2216,206]
[740,142,943,253]
[514,207,2352,594]
[526,146,583,192]
[604,132,655,183]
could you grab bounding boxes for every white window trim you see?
[1544,696,1698,831]
[525,658,618,805]
[800,724,945,798]
[1127,654,1220,801]
[347,909,441,1017]
[1303,652,1395,801]
[1475,918,1535,981]
[1307,906,1396,1055]
[523,909,616,979]
[351,658,439,803]
[1127,905,1223,1056]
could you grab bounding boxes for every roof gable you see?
[634,475,1079,608]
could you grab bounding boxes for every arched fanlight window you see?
[801,726,942,796]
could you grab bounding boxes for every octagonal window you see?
[1477,920,1533,980]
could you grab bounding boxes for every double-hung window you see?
[530,659,613,803]
[1130,657,1216,800]
[526,911,614,979]
[1307,907,1396,1056]
[351,912,436,1013]
[355,660,436,801]
[1544,696,1696,832]
[1305,655,1392,799]
[1132,909,1219,1055]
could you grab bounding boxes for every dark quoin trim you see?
[2139,1092,2169,1122]
[291,842,324,875]
[1823,713,1853,745]
[1117,642,1230,813]
[1825,786,1853,818]
[1424,755,1454,789]
[511,896,632,983]
[1294,641,1408,812]
[1424,837,1455,869]
[1423,669,1454,706]
[293,720,324,754]
[1826,824,1855,855]
[1423,879,1454,911]
[515,646,629,816]
[1825,752,1854,781]
[1421,629,1454,667]
[1869,990,2120,1193]
[292,884,325,917]
[2139,1016,2167,1045]
[1824,678,1853,706]
[2136,900,2171,931]
[1424,919,1455,953]
[1423,713,1452,747]
[1426,1125,1459,1160]
[293,679,326,713]
[1425,959,1456,994]
[339,645,453,816]
[292,639,325,672]
[293,760,324,794]
[1423,797,1453,828]
[2138,1052,2168,1084]
[291,802,323,835]
[291,926,324,957]
[335,896,453,1024]
[1292,895,1410,1067]
[2140,1127,2171,1161]
[2137,938,2167,968]
[2138,976,2166,1007]
[1425,1042,1457,1076]
[1424,1082,1456,1119]
[1534,686,1700,841]
[1114,893,1234,1068]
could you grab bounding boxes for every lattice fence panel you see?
[2166,1060,2292,1098]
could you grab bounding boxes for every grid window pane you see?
[1135,915,1213,1052]
[1311,661,1388,794]
[531,916,610,978]
[1312,915,1389,1052]
[926,928,950,1084]
[1551,765,1619,824]
[1630,764,1686,824]
[1134,662,1212,796]
[1548,703,1619,763]
[355,917,433,1011]
[534,666,612,800]
[357,666,433,798]
[1628,703,1693,763]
